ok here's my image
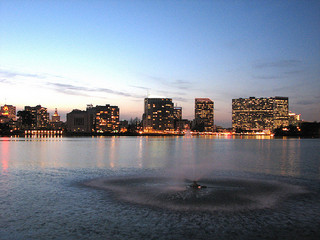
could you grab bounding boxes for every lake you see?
[1,136,319,239]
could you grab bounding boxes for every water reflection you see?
[1,138,9,172]
[109,136,116,168]
[0,136,319,179]
[137,137,143,168]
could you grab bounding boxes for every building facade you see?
[0,105,16,125]
[143,98,174,131]
[232,96,289,131]
[272,97,289,129]
[1,105,16,121]
[50,108,64,130]
[66,104,120,133]
[18,105,50,129]
[194,98,214,132]
[93,105,120,133]
[66,110,90,132]
[173,107,182,121]
[288,112,302,127]
[52,108,61,122]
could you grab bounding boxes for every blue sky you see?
[0,0,319,126]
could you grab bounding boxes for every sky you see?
[0,0,319,127]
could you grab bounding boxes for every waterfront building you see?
[173,106,183,130]
[232,96,289,131]
[66,109,91,132]
[1,105,16,121]
[143,98,174,131]
[175,119,191,131]
[66,104,120,133]
[52,108,61,122]
[119,120,129,133]
[50,108,64,130]
[272,97,289,129]
[93,105,120,133]
[194,98,214,132]
[288,112,302,127]
[18,105,50,129]
[173,106,182,121]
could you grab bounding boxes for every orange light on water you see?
[1,140,9,172]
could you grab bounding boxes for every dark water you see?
[1,136,320,239]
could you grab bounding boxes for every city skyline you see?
[1,1,319,127]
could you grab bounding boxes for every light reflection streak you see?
[96,136,105,168]
[280,139,301,177]
[137,137,143,168]
[1,139,9,172]
[109,136,116,168]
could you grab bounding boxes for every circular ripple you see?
[85,176,307,212]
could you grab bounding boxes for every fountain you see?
[85,174,307,212]
[84,138,308,212]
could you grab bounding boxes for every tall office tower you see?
[23,105,50,129]
[272,97,289,129]
[143,98,174,131]
[232,96,289,131]
[194,98,214,132]
[52,108,61,122]
[0,105,16,120]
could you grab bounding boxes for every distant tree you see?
[127,117,141,133]
[17,110,35,129]
[0,122,10,134]
[301,122,320,137]
[192,122,205,132]
[273,127,282,136]
[273,125,301,136]
[235,127,244,133]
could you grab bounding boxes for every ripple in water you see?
[85,176,307,212]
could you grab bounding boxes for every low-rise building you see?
[66,109,90,132]
[18,105,49,130]
[1,105,16,121]
[66,104,120,133]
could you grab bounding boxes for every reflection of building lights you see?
[1,141,9,172]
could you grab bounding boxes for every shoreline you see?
[0,132,319,138]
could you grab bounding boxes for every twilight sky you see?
[0,0,319,127]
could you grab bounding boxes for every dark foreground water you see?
[1,136,320,239]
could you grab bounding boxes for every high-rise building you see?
[194,98,214,132]
[273,97,289,129]
[232,96,289,131]
[143,98,174,131]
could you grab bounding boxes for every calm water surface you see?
[1,136,320,239]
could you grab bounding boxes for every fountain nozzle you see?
[189,181,207,189]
